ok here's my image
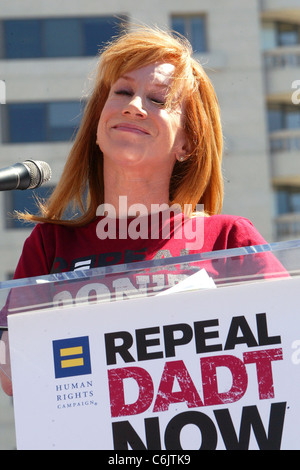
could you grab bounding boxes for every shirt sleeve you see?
[226,217,268,248]
[13,224,53,280]
[0,224,55,329]
[225,217,287,280]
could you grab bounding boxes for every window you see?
[261,21,300,50]
[268,106,282,133]
[268,104,300,132]
[2,101,83,143]
[4,20,42,58]
[2,16,126,59]
[8,103,46,143]
[43,19,82,58]
[261,22,277,51]
[275,186,300,239]
[48,102,82,141]
[276,187,300,215]
[5,184,54,229]
[278,23,300,47]
[171,15,207,53]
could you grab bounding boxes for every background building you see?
[0,0,299,449]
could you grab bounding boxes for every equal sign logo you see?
[53,336,92,379]
[0,80,6,104]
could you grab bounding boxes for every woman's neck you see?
[103,165,171,217]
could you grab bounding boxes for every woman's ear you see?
[176,139,192,162]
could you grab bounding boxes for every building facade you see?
[0,0,299,281]
[0,0,299,449]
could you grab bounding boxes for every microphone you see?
[0,160,52,191]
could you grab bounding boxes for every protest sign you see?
[8,276,300,450]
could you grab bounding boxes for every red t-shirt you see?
[0,213,285,326]
[13,212,285,281]
[14,213,269,278]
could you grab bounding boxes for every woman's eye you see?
[113,89,165,106]
[150,98,165,106]
[114,90,132,97]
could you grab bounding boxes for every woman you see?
[0,26,287,397]
[12,26,279,279]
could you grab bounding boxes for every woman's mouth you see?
[112,123,150,135]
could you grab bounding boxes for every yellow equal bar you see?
[61,358,84,369]
[60,346,83,357]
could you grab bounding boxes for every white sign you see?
[8,276,300,450]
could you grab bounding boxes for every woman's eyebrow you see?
[118,75,170,88]
[118,75,134,82]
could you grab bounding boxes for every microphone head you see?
[23,160,52,189]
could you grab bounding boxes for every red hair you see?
[18,26,223,225]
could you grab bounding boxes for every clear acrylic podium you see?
[0,239,296,380]
[0,239,299,450]
[0,238,297,328]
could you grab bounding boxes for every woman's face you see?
[96,62,188,176]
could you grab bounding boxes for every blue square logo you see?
[53,336,91,379]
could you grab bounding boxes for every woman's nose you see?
[122,95,147,118]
